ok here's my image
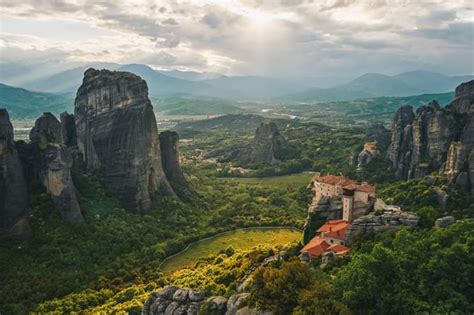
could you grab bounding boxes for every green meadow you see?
[160,227,302,274]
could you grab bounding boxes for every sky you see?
[0,0,473,79]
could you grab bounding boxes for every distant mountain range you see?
[5,62,469,102]
[0,83,73,119]
[284,71,473,102]
[1,63,306,100]
[1,62,473,119]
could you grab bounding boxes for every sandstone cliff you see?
[247,122,287,166]
[159,130,189,188]
[0,108,30,236]
[74,68,175,213]
[387,80,474,193]
[353,124,391,168]
[30,113,83,223]
[60,112,77,146]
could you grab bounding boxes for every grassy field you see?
[160,227,302,274]
[225,172,316,186]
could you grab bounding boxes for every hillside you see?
[0,83,73,118]
[277,92,455,125]
[286,71,472,102]
[152,96,244,115]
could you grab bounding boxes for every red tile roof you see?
[300,236,329,258]
[317,220,349,241]
[327,244,350,255]
[314,175,356,186]
[357,183,376,193]
[314,175,375,194]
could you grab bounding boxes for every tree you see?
[249,259,315,314]
[294,281,349,315]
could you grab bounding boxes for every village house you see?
[300,220,350,258]
[302,175,376,259]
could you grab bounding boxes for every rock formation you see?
[159,130,188,188]
[74,68,175,213]
[0,108,30,236]
[350,124,390,168]
[142,286,264,315]
[303,196,342,243]
[435,215,456,228]
[247,122,287,166]
[345,210,419,245]
[60,112,77,146]
[30,113,83,223]
[387,105,415,179]
[387,80,474,194]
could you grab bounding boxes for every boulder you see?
[433,187,448,211]
[226,293,249,315]
[172,304,188,315]
[30,113,83,223]
[435,216,456,228]
[172,288,189,303]
[204,296,228,314]
[235,307,273,315]
[74,68,176,213]
[158,286,178,300]
[187,302,201,315]
[0,108,30,236]
[188,288,205,302]
[159,130,189,188]
[164,301,180,315]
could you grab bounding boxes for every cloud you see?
[0,0,472,78]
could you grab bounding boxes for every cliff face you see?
[388,80,474,193]
[74,68,175,213]
[0,109,30,236]
[351,124,390,168]
[30,113,83,223]
[247,121,287,166]
[60,112,77,146]
[159,130,188,188]
[387,105,415,179]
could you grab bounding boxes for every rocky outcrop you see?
[450,80,474,113]
[0,108,30,236]
[159,130,188,188]
[387,105,415,179]
[388,81,474,194]
[247,122,287,166]
[351,124,390,168]
[435,216,456,228]
[409,102,459,178]
[142,286,256,315]
[303,196,342,243]
[60,112,77,146]
[74,68,175,213]
[30,113,83,223]
[345,210,419,245]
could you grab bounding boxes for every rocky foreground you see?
[142,286,269,315]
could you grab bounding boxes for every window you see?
[340,241,344,245]
[330,240,333,243]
